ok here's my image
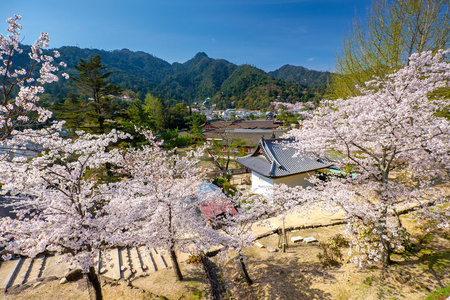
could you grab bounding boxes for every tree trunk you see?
[378,184,392,267]
[379,232,392,266]
[169,249,183,281]
[238,253,253,285]
[87,266,103,300]
[225,155,230,171]
[281,219,288,252]
[99,119,104,133]
[378,209,392,266]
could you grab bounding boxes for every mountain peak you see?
[194,52,208,58]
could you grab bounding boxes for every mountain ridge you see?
[38,46,330,109]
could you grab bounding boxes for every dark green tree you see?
[122,99,155,130]
[51,92,86,135]
[185,113,206,139]
[116,98,156,146]
[71,55,123,133]
[166,103,190,129]
[159,128,192,150]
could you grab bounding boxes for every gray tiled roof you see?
[206,120,281,130]
[202,130,284,145]
[236,138,333,178]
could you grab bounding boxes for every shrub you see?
[186,254,202,265]
[224,173,232,181]
[212,177,227,186]
[317,234,349,266]
[212,177,237,197]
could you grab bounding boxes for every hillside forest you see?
[28,46,330,115]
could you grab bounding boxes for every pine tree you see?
[71,55,123,133]
[51,92,86,135]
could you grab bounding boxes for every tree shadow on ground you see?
[383,250,450,296]
[222,255,336,300]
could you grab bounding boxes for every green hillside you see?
[35,46,328,109]
[269,64,331,87]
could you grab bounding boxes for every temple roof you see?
[236,138,333,178]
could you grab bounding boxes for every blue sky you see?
[0,0,371,72]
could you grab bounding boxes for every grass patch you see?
[423,284,450,300]
[419,232,434,245]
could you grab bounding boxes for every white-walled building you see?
[236,138,333,195]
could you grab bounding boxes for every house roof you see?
[196,181,238,220]
[205,120,281,130]
[235,138,333,178]
[202,129,285,146]
[199,200,238,221]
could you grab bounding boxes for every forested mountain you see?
[269,65,331,86]
[36,46,329,109]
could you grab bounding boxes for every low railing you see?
[206,168,250,178]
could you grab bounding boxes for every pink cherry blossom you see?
[280,49,450,266]
[0,15,68,141]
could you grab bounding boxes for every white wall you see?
[273,171,315,188]
[251,172,273,195]
[251,171,315,195]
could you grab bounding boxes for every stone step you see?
[0,258,22,291]
[117,248,131,280]
[0,247,174,289]
[27,257,45,283]
[0,261,13,291]
[140,246,158,272]
[13,257,33,286]
[41,255,70,279]
[98,248,120,280]
[152,248,169,269]
[129,247,145,277]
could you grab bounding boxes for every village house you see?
[196,181,238,222]
[202,119,285,154]
[203,119,282,131]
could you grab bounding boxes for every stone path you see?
[0,246,171,292]
[251,208,347,238]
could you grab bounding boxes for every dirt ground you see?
[2,214,449,300]
[219,221,450,300]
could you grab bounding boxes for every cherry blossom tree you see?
[0,15,68,142]
[199,191,258,285]
[272,101,315,114]
[207,184,302,285]
[102,130,223,281]
[284,50,450,266]
[271,101,316,127]
[0,123,128,299]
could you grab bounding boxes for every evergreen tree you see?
[166,103,190,129]
[143,93,166,131]
[185,113,206,139]
[71,55,123,133]
[51,92,86,135]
